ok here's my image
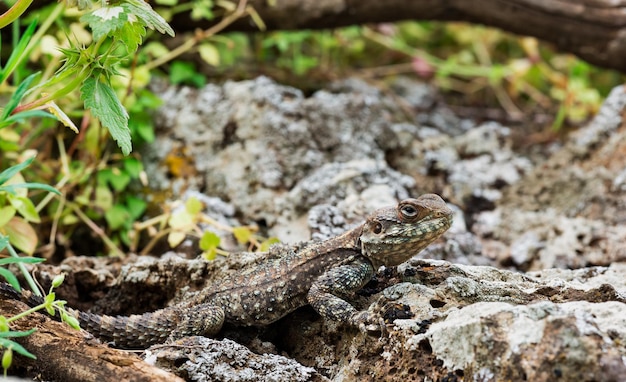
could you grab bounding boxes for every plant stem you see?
[142,0,250,70]
[0,0,33,29]
[66,202,124,257]
[5,242,41,296]
[14,68,89,113]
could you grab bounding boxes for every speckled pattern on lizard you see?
[1,194,453,349]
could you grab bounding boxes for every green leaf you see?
[0,316,8,332]
[0,20,37,85]
[168,210,193,230]
[0,257,45,266]
[168,231,186,248]
[51,274,65,288]
[62,313,81,330]
[117,19,146,53]
[45,293,56,305]
[0,182,60,196]
[123,158,143,178]
[185,197,203,215]
[0,328,36,339]
[198,43,220,66]
[4,217,37,255]
[125,196,147,220]
[0,235,8,251]
[169,61,205,87]
[259,237,280,252]
[104,205,131,230]
[0,268,20,292]
[0,206,16,227]
[0,338,36,359]
[0,72,39,122]
[94,185,113,210]
[0,157,34,186]
[122,0,175,37]
[2,347,12,371]
[80,6,128,41]
[199,231,220,251]
[232,226,252,245]
[13,196,40,223]
[98,168,130,191]
[81,77,132,155]
[0,110,56,130]
[202,247,217,261]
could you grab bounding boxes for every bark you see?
[0,298,183,382]
[5,0,626,71]
[175,0,626,73]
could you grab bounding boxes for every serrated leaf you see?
[80,6,127,41]
[122,0,175,37]
[4,217,37,255]
[232,226,251,244]
[118,19,146,53]
[81,77,132,155]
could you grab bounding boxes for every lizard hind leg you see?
[167,303,225,343]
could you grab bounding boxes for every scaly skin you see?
[1,194,453,349]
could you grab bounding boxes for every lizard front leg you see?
[307,256,374,323]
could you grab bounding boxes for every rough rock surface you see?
[7,79,625,381]
[148,337,328,382]
[135,79,626,380]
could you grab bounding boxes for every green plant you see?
[0,267,79,375]
[0,157,60,255]
[133,196,279,260]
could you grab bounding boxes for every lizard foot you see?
[350,302,414,334]
[349,311,385,334]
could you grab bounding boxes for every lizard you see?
[0,194,453,349]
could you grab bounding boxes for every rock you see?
[149,337,328,382]
[284,259,626,381]
[474,84,626,270]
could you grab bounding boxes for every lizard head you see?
[359,194,453,268]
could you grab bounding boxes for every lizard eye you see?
[400,204,418,218]
[372,222,383,234]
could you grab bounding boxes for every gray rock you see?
[148,337,328,382]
